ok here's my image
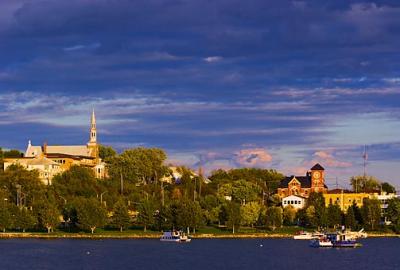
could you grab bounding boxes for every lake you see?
[0,238,399,270]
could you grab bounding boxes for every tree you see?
[231,180,261,204]
[283,205,296,226]
[240,202,262,227]
[107,147,168,185]
[306,192,327,228]
[36,202,60,233]
[52,166,99,199]
[265,206,283,231]
[345,205,358,230]
[361,198,381,231]
[15,208,36,232]
[3,149,23,158]
[99,145,117,161]
[225,202,241,234]
[350,175,380,193]
[112,200,131,232]
[76,198,108,234]
[137,199,156,232]
[326,204,342,228]
[386,198,400,233]
[0,204,12,232]
[381,182,396,194]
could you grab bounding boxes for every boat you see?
[309,236,333,248]
[325,232,362,248]
[160,231,191,242]
[293,231,323,240]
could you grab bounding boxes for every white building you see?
[369,192,399,225]
[282,195,306,209]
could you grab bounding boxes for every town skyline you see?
[1,1,400,187]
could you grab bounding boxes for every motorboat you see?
[160,231,191,242]
[293,231,323,240]
[310,236,333,248]
[325,232,362,248]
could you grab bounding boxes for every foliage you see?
[99,145,117,161]
[52,166,100,199]
[345,204,358,230]
[283,205,296,226]
[137,199,156,232]
[75,198,108,233]
[265,206,283,231]
[306,192,327,228]
[35,199,60,233]
[224,202,241,234]
[15,208,36,232]
[326,203,343,228]
[361,198,381,230]
[231,180,261,204]
[111,200,131,232]
[107,147,168,185]
[240,202,262,227]
[381,182,396,194]
[3,149,23,158]
[350,175,381,193]
[0,203,13,232]
[386,198,400,233]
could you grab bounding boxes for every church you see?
[277,163,328,198]
[3,110,106,184]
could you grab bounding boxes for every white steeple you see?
[89,109,97,144]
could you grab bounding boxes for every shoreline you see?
[0,232,398,239]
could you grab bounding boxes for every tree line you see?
[0,146,398,234]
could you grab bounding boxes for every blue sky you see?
[1,0,400,188]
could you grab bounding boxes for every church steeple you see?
[89,109,97,144]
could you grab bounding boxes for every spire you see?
[89,109,97,144]
[91,108,96,129]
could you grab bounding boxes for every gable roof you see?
[26,144,93,158]
[279,176,311,188]
[311,163,325,170]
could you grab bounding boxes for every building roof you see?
[310,163,325,171]
[5,157,59,166]
[26,144,92,158]
[282,194,307,200]
[279,176,312,188]
[327,189,353,194]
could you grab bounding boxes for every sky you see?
[0,0,400,189]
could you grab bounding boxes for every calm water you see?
[0,238,399,270]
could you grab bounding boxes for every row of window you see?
[283,200,303,205]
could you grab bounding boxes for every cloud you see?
[203,56,223,63]
[311,150,352,168]
[235,148,273,167]
[63,42,101,52]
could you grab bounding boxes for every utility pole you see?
[363,145,368,179]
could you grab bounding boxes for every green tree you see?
[231,180,261,204]
[137,199,156,232]
[361,198,381,230]
[0,204,12,232]
[240,202,262,227]
[326,203,342,228]
[266,206,283,231]
[350,175,381,193]
[99,145,117,161]
[76,198,108,234]
[3,149,23,158]
[107,147,168,185]
[112,200,131,232]
[36,202,60,233]
[381,182,396,194]
[345,205,358,230]
[386,198,400,233]
[225,202,241,234]
[283,205,296,226]
[306,192,327,227]
[15,208,36,232]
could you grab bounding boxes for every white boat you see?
[160,231,191,242]
[310,237,333,248]
[293,231,322,240]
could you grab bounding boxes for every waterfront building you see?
[277,163,328,198]
[282,195,306,209]
[3,110,106,184]
[368,192,399,224]
[323,189,369,212]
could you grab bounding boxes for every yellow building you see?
[4,110,106,184]
[323,189,369,212]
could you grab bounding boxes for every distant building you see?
[278,163,328,198]
[282,195,306,209]
[4,110,106,184]
[369,192,399,224]
[323,189,369,212]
